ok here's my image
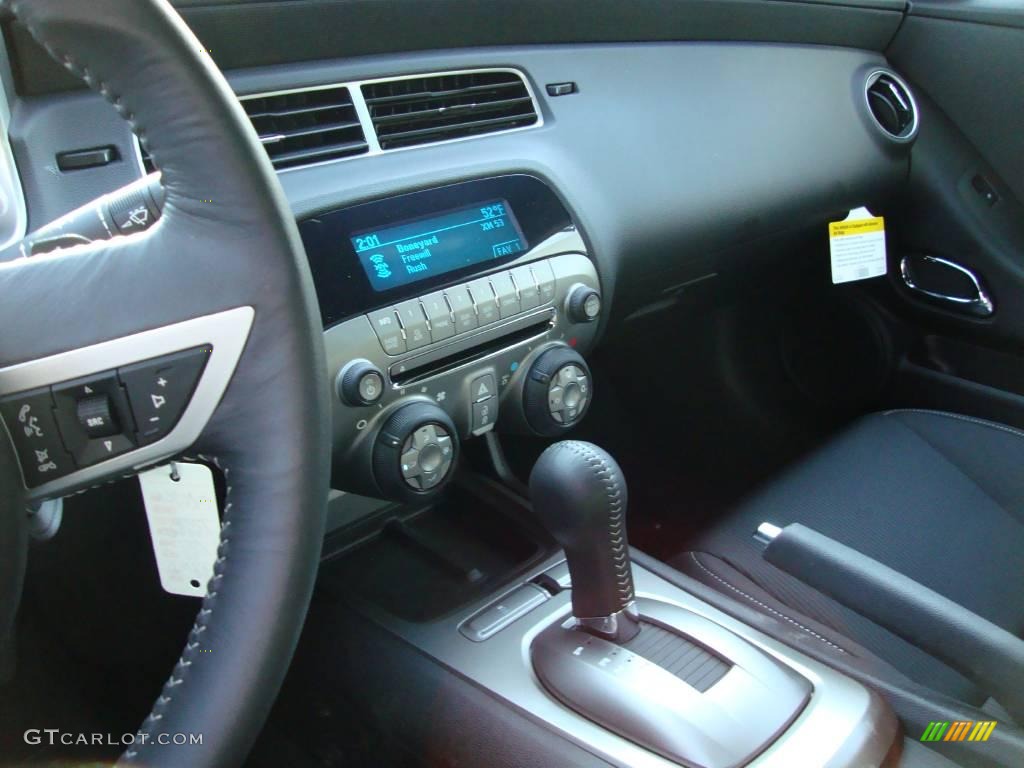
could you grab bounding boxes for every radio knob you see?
[372,401,458,502]
[338,359,385,406]
[523,347,593,436]
[565,284,601,324]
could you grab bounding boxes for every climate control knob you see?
[565,283,601,324]
[372,401,458,502]
[523,346,593,436]
[337,359,385,406]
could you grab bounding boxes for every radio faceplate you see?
[300,175,576,328]
[324,243,599,497]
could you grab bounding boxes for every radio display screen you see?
[351,199,528,292]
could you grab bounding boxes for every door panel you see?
[878,6,1024,425]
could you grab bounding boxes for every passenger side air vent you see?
[240,86,369,170]
[362,70,539,150]
[865,71,918,142]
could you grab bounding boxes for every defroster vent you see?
[240,85,369,170]
[362,70,539,150]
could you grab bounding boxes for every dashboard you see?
[0,25,913,505]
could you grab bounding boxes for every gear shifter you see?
[529,440,640,641]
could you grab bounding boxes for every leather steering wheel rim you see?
[0,1,331,766]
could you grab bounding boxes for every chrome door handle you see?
[899,255,994,318]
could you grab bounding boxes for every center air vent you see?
[240,86,369,170]
[362,70,539,150]
[865,71,918,142]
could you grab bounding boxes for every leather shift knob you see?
[529,441,634,620]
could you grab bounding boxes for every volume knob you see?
[337,359,385,406]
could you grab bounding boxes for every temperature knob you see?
[522,346,593,436]
[372,401,458,502]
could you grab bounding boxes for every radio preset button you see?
[422,291,455,342]
[396,300,431,351]
[446,285,478,334]
[368,308,406,355]
[467,278,500,326]
[511,265,540,310]
[490,271,521,319]
[534,262,557,304]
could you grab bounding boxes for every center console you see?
[302,175,901,768]
[300,175,601,502]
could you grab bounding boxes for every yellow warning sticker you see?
[829,217,885,237]
[829,207,887,284]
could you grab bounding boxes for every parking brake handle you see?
[762,522,1024,720]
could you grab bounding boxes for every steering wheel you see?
[0,1,330,765]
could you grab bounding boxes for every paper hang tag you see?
[139,462,220,597]
[829,206,887,284]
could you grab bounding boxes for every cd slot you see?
[391,312,553,386]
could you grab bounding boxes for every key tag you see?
[138,461,220,597]
[828,206,887,284]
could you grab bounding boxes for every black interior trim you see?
[5,0,905,96]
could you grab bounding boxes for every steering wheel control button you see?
[0,388,75,487]
[566,284,602,323]
[118,346,210,445]
[422,291,455,343]
[396,300,431,352]
[467,278,500,326]
[367,308,406,355]
[52,371,137,466]
[445,285,478,334]
[523,347,593,436]
[78,433,135,466]
[471,373,496,403]
[511,265,541,310]
[490,271,522,319]
[373,402,458,502]
[338,359,385,406]
[76,394,120,438]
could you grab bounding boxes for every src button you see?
[76,394,120,438]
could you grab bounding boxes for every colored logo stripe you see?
[920,721,996,742]
[921,722,949,741]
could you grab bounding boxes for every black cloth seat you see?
[670,409,1024,705]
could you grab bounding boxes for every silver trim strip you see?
[0,306,254,500]
[0,72,27,255]
[899,254,994,317]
